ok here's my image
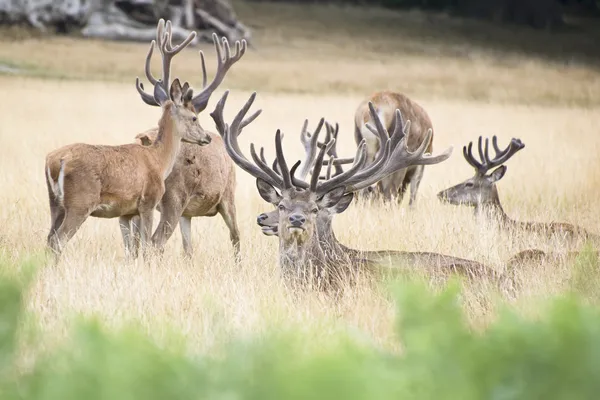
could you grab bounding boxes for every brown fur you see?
[438,163,600,245]
[354,91,434,205]
[129,126,239,259]
[45,91,211,260]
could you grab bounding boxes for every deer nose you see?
[199,135,212,145]
[289,214,305,227]
[257,213,268,224]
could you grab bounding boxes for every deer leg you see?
[47,207,91,258]
[179,215,193,258]
[217,198,241,260]
[130,215,141,259]
[119,215,140,260]
[408,165,425,207]
[138,210,154,261]
[151,196,185,254]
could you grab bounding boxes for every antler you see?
[311,102,453,196]
[463,136,525,176]
[210,91,305,191]
[135,19,197,106]
[298,118,325,179]
[191,33,248,113]
[316,122,352,179]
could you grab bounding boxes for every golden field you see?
[0,2,599,356]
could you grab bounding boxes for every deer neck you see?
[316,215,357,259]
[474,193,517,229]
[279,233,327,284]
[151,107,182,180]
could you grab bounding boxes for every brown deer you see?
[212,91,511,290]
[354,91,435,205]
[254,119,512,288]
[45,19,210,260]
[122,31,249,259]
[437,136,599,244]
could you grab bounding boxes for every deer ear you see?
[182,88,194,107]
[488,165,507,183]
[153,83,169,106]
[256,178,281,205]
[329,193,354,214]
[317,186,346,209]
[170,78,183,103]
[137,134,153,146]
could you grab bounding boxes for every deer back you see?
[354,91,434,153]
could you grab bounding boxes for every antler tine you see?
[343,110,453,193]
[464,135,525,176]
[463,141,484,173]
[274,130,293,189]
[484,136,525,170]
[315,141,369,195]
[310,139,335,192]
[210,91,282,188]
[299,118,324,179]
[322,106,403,192]
[135,19,196,107]
[324,157,335,180]
[191,33,248,113]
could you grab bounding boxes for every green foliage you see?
[2,257,600,399]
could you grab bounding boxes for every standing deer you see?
[45,19,209,260]
[124,29,249,259]
[354,91,435,205]
[437,136,599,243]
[212,91,510,290]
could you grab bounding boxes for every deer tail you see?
[46,159,65,206]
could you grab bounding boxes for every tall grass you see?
[1,254,600,399]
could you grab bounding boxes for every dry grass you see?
[1,2,600,106]
[0,2,599,356]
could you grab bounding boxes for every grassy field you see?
[0,1,599,358]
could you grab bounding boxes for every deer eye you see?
[311,208,318,214]
[465,182,474,188]
[278,204,285,211]
[192,116,197,122]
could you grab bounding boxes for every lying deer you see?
[123,30,249,259]
[211,91,511,290]
[45,19,209,260]
[437,136,599,244]
[353,91,435,205]
[254,117,511,288]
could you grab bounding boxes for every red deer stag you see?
[211,91,511,290]
[45,19,208,260]
[354,91,434,205]
[437,136,599,244]
[124,30,248,259]
[254,117,512,289]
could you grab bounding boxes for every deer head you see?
[437,136,525,208]
[135,19,247,146]
[211,90,453,280]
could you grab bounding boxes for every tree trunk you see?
[0,0,252,45]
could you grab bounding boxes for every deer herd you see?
[44,19,598,292]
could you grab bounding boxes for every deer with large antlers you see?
[211,91,511,290]
[437,136,599,244]
[45,19,213,260]
[353,91,435,205]
[123,29,248,259]
[255,118,513,288]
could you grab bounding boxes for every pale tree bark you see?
[0,0,252,44]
